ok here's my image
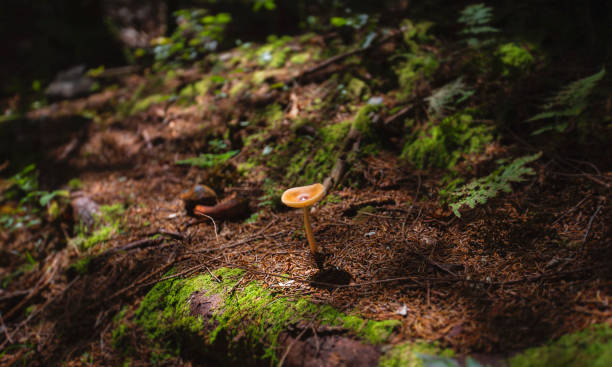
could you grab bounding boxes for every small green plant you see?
[175,150,238,168]
[458,3,499,48]
[68,178,84,190]
[330,14,370,29]
[71,203,125,251]
[527,68,605,134]
[447,152,541,217]
[394,53,438,99]
[0,164,69,231]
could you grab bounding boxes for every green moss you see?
[70,255,93,275]
[261,103,284,127]
[379,341,455,367]
[508,324,612,367]
[175,150,239,169]
[256,35,293,69]
[229,80,248,97]
[178,78,212,101]
[130,94,171,115]
[82,224,117,249]
[289,52,310,64]
[395,53,438,99]
[347,78,370,101]
[134,268,400,364]
[497,42,535,76]
[352,104,381,137]
[401,19,435,53]
[70,203,125,251]
[400,113,492,169]
[68,178,84,190]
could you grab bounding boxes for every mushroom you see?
[281,183,325,255]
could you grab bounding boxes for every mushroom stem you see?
[302,207,319,254]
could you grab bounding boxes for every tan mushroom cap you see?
[281,183,325,208]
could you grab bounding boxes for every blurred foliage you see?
[0,164,69,231]
[458,3,499,48]
[527,68,606,135]
[152,9,232,68]
[175,150,239,168]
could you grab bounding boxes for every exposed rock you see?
[278,333,380,367]
[45,65,95,100]
[71,192,100,231]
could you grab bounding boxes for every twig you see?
[583,203,603,244]
[0,290,30,302]
[384,105,413,125]
[0,313,13,343]
[189,230,288,254]
[406,241,457,277]
[199,214,219,243]
[296,28,402,81]
[552,195,591,224]
[98,229,184,258]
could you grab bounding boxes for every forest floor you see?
[1,13,611,367]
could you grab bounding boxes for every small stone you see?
[367,96,384,106]
[396,304,408,316]
[71,193,100,231]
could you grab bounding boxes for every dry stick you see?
[105,256,181,302]
[318,127,362,206]
[552,195,591,224]
[0,290,30,302]
[405,240,457,277]
[583,203,603,244]
[199,213,220,243]
[0,313,13,343]
[99,229,185,258]
[296,28,402,81]
[189,230,288,254]
[224,265,424,289]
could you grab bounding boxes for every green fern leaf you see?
[448,152,541,217]
[527,68,605,132]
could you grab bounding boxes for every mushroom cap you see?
[281,183,325,208]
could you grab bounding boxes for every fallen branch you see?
[319,127,362,203]
[296,28,402,82]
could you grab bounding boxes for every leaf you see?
[526,68,605,133]
[448,152,542,217]
[330,17,348,27]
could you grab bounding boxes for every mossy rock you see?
[508,324,612,367]
[131,267,403,365]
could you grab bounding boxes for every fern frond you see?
[426,77,474,117]
[448,152,541,217]
[528,68,605,122]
